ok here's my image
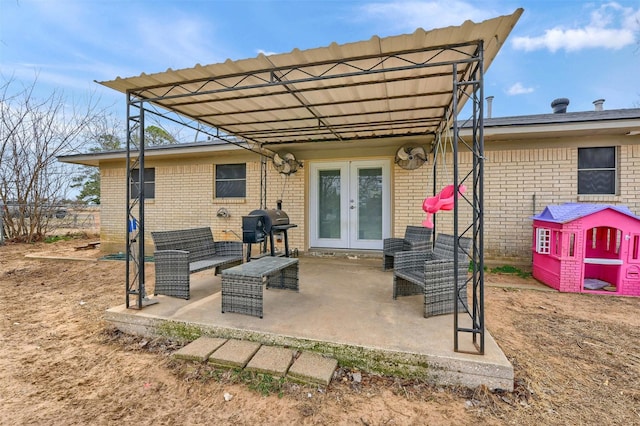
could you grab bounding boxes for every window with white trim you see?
[536,228,551,254]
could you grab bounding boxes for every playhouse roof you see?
[532,203,640,223]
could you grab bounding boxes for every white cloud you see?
[506,83,534,96]
[359,0,497,32]
[512,27,634,52]
[257,49,278,57]
[512,2,639,52]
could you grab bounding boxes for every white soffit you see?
[99,9,523,147]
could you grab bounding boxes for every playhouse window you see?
[577,147,616,195]
[588,227,622,254]
[536,228,551,254]
[553,230,561,256]
[631,235,640,262]
[601,228,622,254]
[569,233,575,257]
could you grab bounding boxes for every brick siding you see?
[99,140,640,264]
[99,158,305,255]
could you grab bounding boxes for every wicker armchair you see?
[383,226,433,270]
[393,234,472,317]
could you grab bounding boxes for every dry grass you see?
[1,236,639,425]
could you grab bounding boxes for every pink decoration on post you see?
[421,184,467,228]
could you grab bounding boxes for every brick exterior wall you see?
[99,157,306,256]
[98,138,640,265]
[264,167,305,253]
[483,147,576,261]
[392,164,431,238]
[100,166,127,253]
[482,143,640,263]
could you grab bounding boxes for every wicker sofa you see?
[393,233,472,317]
[151,227,243,299]
[382,225,433,270]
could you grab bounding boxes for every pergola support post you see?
[451,42,485,355]
[125,93,157,309]
[260,155,268,209]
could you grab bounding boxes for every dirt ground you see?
[1,235,639,425]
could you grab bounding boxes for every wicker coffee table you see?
[221,257,299,318]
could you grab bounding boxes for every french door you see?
[309,160,390,249]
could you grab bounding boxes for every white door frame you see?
[309,160,390,250]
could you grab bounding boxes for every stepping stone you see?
[287,351,338,387]
[172,337,227,362]
[208,339,261,369]
[246,346,295,377]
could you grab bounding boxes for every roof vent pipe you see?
[486,96,494,119]
[593,98,605,111]
[551,98,570,113]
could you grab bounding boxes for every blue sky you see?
[1,0,639,120]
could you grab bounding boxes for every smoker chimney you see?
[486,96,494,119]
[551,98,570,113]
[593,99,605,111]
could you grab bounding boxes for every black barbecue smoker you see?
[242,201,297,262]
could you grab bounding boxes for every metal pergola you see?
[101,9,523,355]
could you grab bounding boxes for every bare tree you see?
[0,76,106,242]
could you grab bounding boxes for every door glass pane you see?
[318,170,341,239]
[357,167,382,240]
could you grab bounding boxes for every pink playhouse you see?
[532,203,640,296]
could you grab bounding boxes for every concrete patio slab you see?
[288,351,338,387]
[105,257,515,390]
[208,339,261,369]
[172,336,227,362]
[245,345,295,377]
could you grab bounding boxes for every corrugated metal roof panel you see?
[99,9,523,146]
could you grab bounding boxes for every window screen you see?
[215,164,246,198]
[578,147,616,195]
